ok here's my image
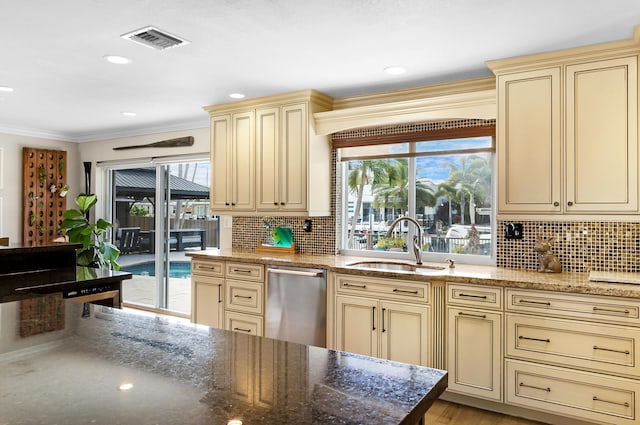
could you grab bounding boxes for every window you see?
[340,126,495,265]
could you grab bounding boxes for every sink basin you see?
[347,261,446,274]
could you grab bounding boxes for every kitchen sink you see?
[347,261,446,274]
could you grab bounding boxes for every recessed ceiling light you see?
[104,55,131,65]
[0,86,14,92]
[229,93,245,99]
[384,66,407,75]
[121,111,137,117]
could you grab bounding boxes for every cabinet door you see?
[380,301,430,366]
[566,56,638,213]
[210,114,232,211]
[447,307,502,401]
[231,111,255,211]
[192,275,224,328]
[256,107,280,211]
[280,103,308,211]
[225,310,264,336]
[497,68,562,213]
[335,295,378,358]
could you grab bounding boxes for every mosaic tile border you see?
[496,220,640,273]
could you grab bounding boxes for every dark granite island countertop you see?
[0,300,447,425]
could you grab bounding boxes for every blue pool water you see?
[125,261,192,279]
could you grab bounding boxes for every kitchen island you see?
[0,298,447,424]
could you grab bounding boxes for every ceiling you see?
[1,0,640,143]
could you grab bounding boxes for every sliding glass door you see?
[107,157,217,316]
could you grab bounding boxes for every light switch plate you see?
[504,222,523,239]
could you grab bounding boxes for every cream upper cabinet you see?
[489,39,640,217]
[565,56,638,213]
[256,103,308,212]
[205,90,332,217]
[210,112,255,212]
[497,67,562,214]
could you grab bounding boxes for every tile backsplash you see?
[497,220,640,273]
[232,216,336,255]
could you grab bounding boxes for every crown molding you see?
[487,24,640,74]
[0,117,210,143]
[313,86,496,136]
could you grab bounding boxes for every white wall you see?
[0,133,80,244]
[77,127,210,165]
[0,125,233,248]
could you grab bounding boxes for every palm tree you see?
[439,155,491,225]
[347,160,387,247]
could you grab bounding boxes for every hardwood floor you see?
[425,400,547,425]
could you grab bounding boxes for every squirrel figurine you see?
[534,236,562,273]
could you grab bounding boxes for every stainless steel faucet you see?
[386,216,423,265]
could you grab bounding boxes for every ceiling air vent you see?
[121,26,189,50]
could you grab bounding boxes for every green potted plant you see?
[60,194,120,270]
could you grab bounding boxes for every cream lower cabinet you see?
[505,288,640,424]
[446,283,503,401]
[191,259,225,328]
[191,259,265,336]
[223,262,265,336]
[334,274,430,367]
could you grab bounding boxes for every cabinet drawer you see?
[225,311,264,336]
[506,359,637,424]
[447,283,502,310]
[225,279,263,315]
[335,274,429,303]
[192,259,225,277]
[506,288,640,326]
[506,313,640,378]
[226,262,264,282]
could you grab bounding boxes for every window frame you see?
[338,136,496,266]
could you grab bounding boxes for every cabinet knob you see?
[274,202,278,206]
[567,201,573,206]
[225,202,230,206]
[280,202,285,206]
[553,201,560,207]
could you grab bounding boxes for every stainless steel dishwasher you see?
[265,265,327,347]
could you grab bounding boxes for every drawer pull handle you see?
[518,299,551,306]
[382,308,386,333]
[458,293,488,299]
[218,284,222,303]
[592,396,630,407]
[234,295,253,300]
[593,346,630,355]
[458,312,487,319]
[233,327,252,333]
[393,288,419,295]
[519,382,550,392]
[519,336,551,343]
[372,306,376,331]
[199,265,219,271]
[231,269,253,274]
[593,306,631,315]
[344,283,367,289]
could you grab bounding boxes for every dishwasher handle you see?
[267,268,323,278]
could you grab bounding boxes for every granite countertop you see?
[187,249,640,299]
[0,300,447,425]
